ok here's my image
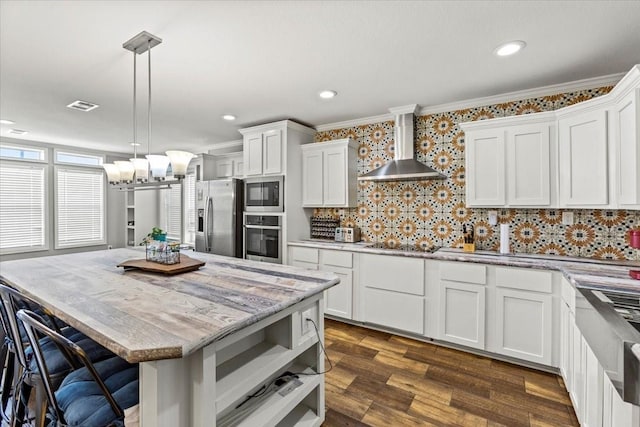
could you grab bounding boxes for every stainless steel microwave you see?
[244,176,284,212]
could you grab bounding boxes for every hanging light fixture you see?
[103,31,194,191]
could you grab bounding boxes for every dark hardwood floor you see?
[322,319,579,427]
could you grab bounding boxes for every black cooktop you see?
[368,243,440,253]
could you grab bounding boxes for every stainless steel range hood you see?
[358,105,446,182]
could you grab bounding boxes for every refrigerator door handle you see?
[205,196,214,252]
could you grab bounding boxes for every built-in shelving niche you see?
[215,308,322,427]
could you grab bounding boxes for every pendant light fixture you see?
[103,31,194,191]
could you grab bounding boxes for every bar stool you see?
[17,309,139,427]
[0,284,113,427]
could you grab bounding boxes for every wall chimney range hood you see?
[358,104,446,182]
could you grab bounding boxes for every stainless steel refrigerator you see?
[195,178,243,258]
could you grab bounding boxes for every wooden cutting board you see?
[117,254,205,275]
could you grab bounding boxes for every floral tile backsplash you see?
[313,86,640,261]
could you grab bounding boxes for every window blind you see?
[56,167,105,248]
[165,183,182,240]
[0,162,46,252]
[184,174,196,244]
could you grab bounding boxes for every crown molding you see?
[315,71,626,132]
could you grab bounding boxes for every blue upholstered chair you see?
[0,284,113,426]
[16,309,139,427]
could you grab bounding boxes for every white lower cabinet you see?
[439,281,486,350]
[320,250,354,320]
[494,267,554,365]
[583,337,603,427]
[360,253,425,334]
[603,373,640,427]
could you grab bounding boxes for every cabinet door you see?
[438,281,485,350]
[215,159,234,178]
[571,320,585,423]
[233,159,244,178]
[560,301,573,388]
[363,287,424,334]
[614,89,640,208]
[465,129,506,206]
[321,267,353,319]
[558,110,609,206]
[583,338,603,427]
[495,288,553,365]
[506,124,551,206]
[263,130,282,175]
[244,133,264,176]
[603,372,640,427]
[302,149,324,206]
[323,146,347,206]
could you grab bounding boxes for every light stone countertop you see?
[288,240,640,293]
[0,248,339,363]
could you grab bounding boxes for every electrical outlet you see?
[301,308,314,335]
[562,212,574,225]
[488,211,498,226]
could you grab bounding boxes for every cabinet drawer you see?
[289,247,319,264]
[322,250,352,268]
[440,262,486,285]
[363,288,424,334]
[360,254,424,295]
[495,267,553,293]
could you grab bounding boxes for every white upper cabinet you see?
[507,124,552,206]
[242,130,282,176]
[301,138,357,208]
[465,128,506,206]
[558,109,609,207]
[460,64,640,209]
[612,70,640,209]
[462,118,554,207]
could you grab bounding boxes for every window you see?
[55,167,105,248]
[164,184,182,241]
[0,162,47,254]
[54,150,103,166]
[0,144,46,162]
[183,174,196,244]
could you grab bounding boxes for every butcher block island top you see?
[0,248,339,363]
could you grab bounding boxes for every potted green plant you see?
[141,227,166,245]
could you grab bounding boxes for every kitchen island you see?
[0,248,340,427]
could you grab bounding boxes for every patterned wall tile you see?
[315,84,640,261]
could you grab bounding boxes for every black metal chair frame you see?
[16,309,124,427]
[0,283,70,427]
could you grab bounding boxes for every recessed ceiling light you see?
[222,114,236,121]
[319,90,337,99]
[494,40,526,57]
[66,100,99,112]
[8,129,27,135]
[130,142,141,147]
[0,119,15,125]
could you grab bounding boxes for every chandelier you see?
[102,31,194,191]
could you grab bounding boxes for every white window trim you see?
[54,165,107,249]
[53,148,104,168]
[0,142,48,163]
[0,160,50,255]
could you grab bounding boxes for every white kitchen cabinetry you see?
[287,246,356,320]
[612,73,640,209]
[461,118,554,207]
[360,253,425,334]
[437,262,487,350]
[558,109,610,207]
[242,130,282,176]
[583,337,604,427]
[603,373,640,427]
[494,267,554,365]
[301,139,357,208]
[214,152,244,178]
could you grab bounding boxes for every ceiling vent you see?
[8,129,27,135]
[66,100,99,112]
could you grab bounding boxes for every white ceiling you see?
[1,1,639,155]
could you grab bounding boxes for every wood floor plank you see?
[361,402,439,427]
[322,320,579,427]
[409,394,489,427]
[386,372,453,406]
